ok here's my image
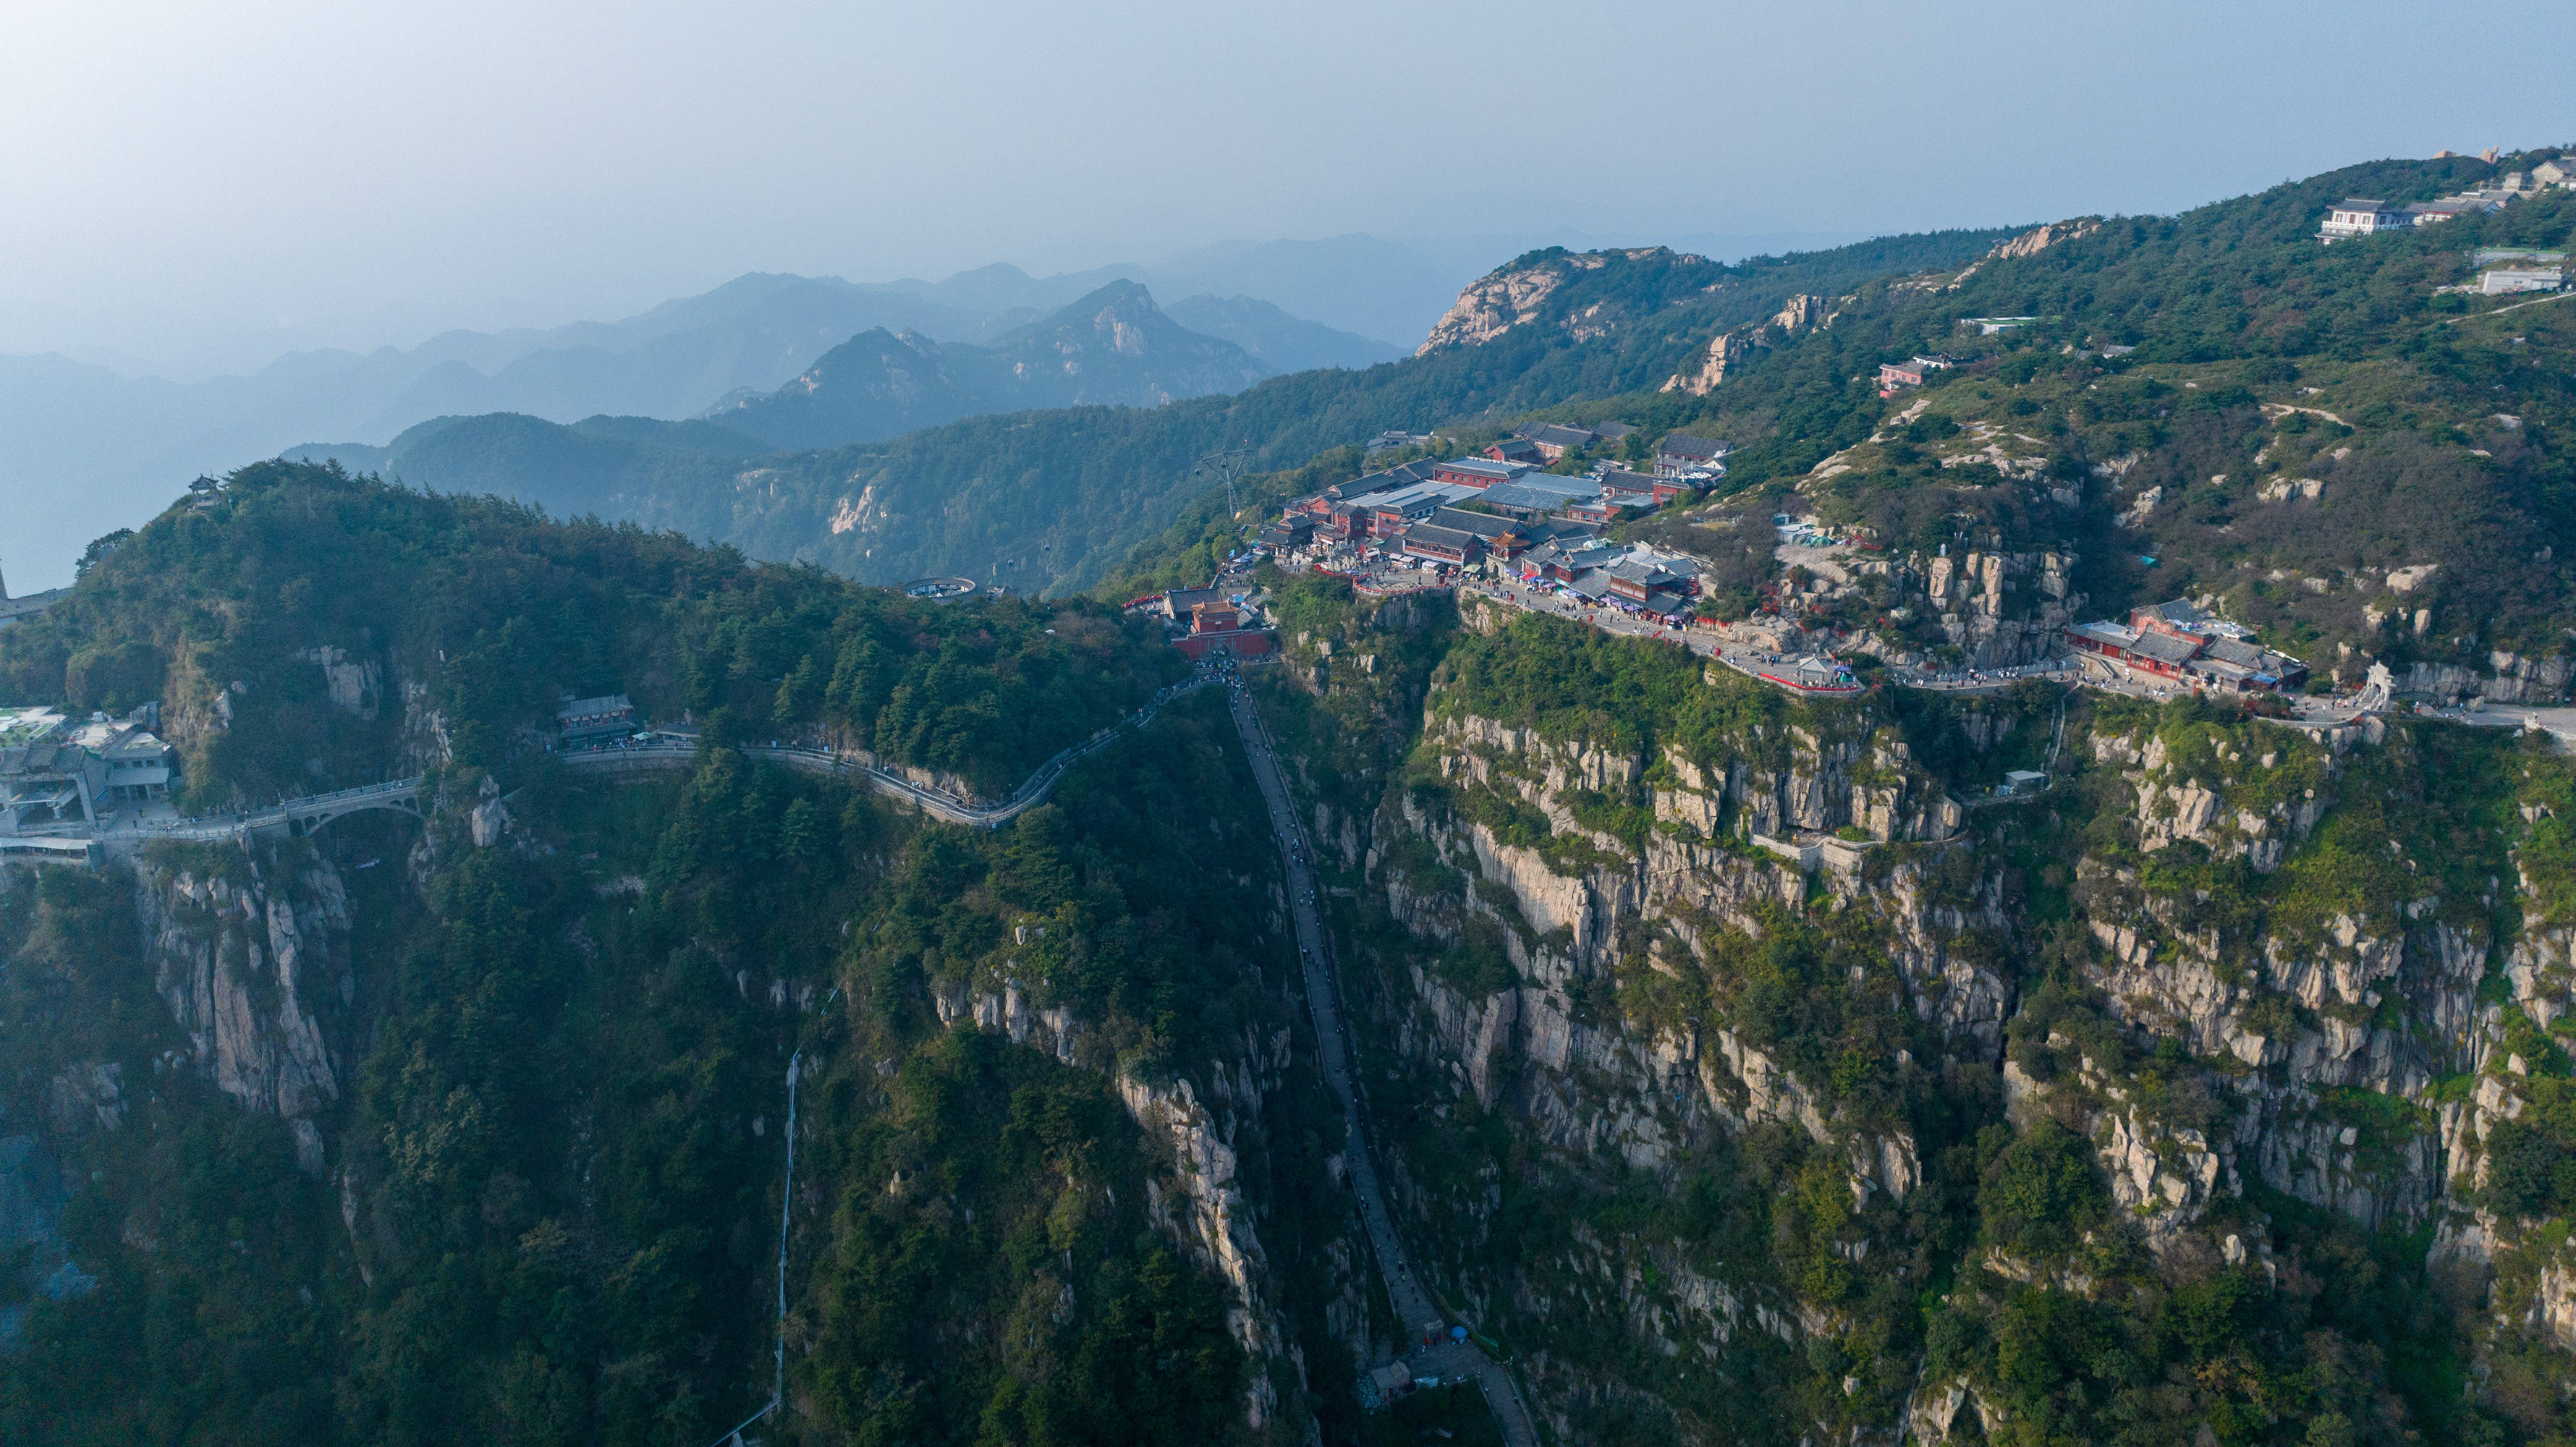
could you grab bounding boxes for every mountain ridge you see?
[0,244,1450,592]
[268,224,2022,600]
[703,280,1274,451]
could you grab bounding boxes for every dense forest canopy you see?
[0,465,1365,1446]
[0,461,1182,802]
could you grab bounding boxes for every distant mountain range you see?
[847,234,1458,347]
[702,282,1290,450]
[279,226,2023,602]
[0,242,1429,592]
[5,229,1860,590]
[285,281,1366,467]
[1162,294,1397,373]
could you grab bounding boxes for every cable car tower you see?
[1189,446,1255,533]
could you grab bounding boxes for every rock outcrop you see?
[1273,608,2576,1442]
[1417,247,1719,355]
[134,847,355,1174]
[930,969,1363,1434]
[1418,260,1580,354]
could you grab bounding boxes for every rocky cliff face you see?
[1939,218,2105,291]
[1661,292,1834,396]
[1418,262,1580,354]
[132,844,357,1175]
[1417,247,1722,355]
[1293,656,2022,1435]
[1271,601,2576,1443]
[928,932,1374,1438]
[1779,404,2088,670]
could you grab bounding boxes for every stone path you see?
[1225,686,1543,1447]
[562,674,1223,827]
[14,675,1226,866]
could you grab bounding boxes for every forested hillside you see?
[0,464,1380,1446]
[991,147,2576,1447]
[276,226,2017,598]
[1516,154,2576,697]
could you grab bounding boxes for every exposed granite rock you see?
[134,851,354,1174]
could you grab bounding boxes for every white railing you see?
[89,774,428,844]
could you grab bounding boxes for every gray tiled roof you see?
[2130,632,2202,665]
[1402,524,1483,553]
[1430,506,1520,539]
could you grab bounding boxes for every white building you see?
[2481,268,2564,295]
[2318,199,2407,242]
[1,704,175,835]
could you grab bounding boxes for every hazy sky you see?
[3,0,2567,376]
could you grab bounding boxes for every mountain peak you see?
[1064,277,1161,319]
[990,279,1172,352]
[1416,245,1720,354]
[698,279,1264,449]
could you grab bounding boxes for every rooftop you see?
[1435,458,1534,481]
[1607,559,1682,587]
[1428,506,1521,540]
[1517,423,1596,447]
[1572,493,1651,514]
[0,589,69,621]
[63,718,166,756]
[2131,632,2202,665]
[1401,524,1483,553]
[1326,471,1410,502]
[0,707,67,749]
[1481,479,1598,513]
[1370,480,1479,512]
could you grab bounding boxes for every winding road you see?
[1225,686,1542,1447]
[10,674,1224,864]
[581,674,1224,826]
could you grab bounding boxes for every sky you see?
[1,0,2568,378]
